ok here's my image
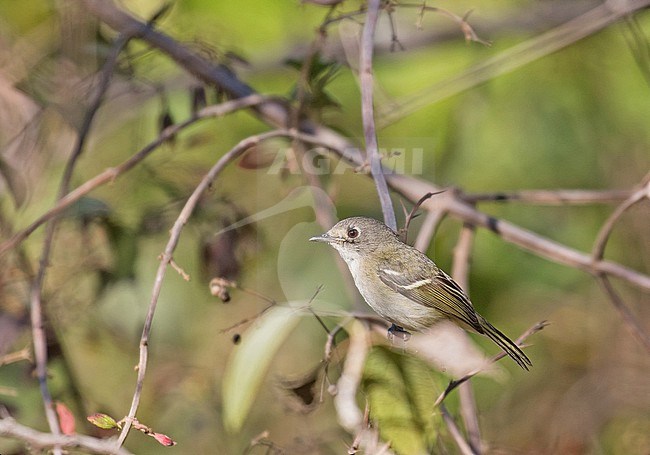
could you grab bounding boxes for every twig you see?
[334,320,368,432]
[413,209,446,253]
[592,174,650,261]
[450,223,481,454]
[0,347,32,366]
[0,416,133,455]
[168,258,190,281]
[398,2,490,45]
[451,223,475,291]
[114,129,296,449]
[440,405,476,455]
[434,321,549,407]
[462,189,633,205]
[401,191,443,242]
[590,174,650,352]
[386,6,404,52]
[360,0,396,230]
[596,275,650,352]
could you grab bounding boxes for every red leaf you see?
[55,402,76,435]
[151,432,177,446]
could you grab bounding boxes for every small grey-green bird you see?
[310,216,531,370]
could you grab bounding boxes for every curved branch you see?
[592,175,650,261]
[115,129,295,447]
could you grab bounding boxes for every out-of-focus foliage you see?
[0,0,649,454]
[362,346,445,454]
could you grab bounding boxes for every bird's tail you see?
[479,318,531,370]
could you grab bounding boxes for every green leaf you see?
[222,303,303,432]
[86,413,119,430]
[362,346,444,455]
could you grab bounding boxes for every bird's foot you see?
[387,323,411,342]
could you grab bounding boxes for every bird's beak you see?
[309,233,333,243]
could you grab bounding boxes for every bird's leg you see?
[387,323,411,342]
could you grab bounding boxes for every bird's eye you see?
[347,227,359,239]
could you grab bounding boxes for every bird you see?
[310,216,531,370]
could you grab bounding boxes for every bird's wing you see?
[377,263,481,331]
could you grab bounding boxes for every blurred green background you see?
[0,0,649,453]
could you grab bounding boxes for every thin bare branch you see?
[0,416,132,455]
[334,320,368,432]
[587,175,650,352]
[440,405,477,455]
[451,223,476,292]
[115,129,295,448]
[397,2,490,46]
[413,209,447,253]
[80,0,290,128]
[0,347,32,366]
[450,223,481,454]
[592,175,650,261]
[434,321,549,407]
[462,188,633,205]
[401,191,443,242]
[596,275,650,352]
[360,0,396,230]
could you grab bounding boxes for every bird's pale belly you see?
[353,274,444,332]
